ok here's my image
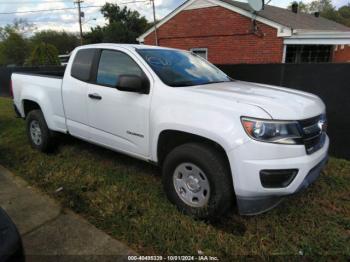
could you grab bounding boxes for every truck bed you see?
[13,70,64,79]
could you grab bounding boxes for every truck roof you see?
[76,43,178,52]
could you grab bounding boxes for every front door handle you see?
[88,93,102,100]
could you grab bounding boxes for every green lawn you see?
[0,97,349,259]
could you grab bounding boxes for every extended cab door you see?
[86,48,152,157]
[62,48,97,139]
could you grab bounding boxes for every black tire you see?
[162,143,234,220]
[26,110,54,153]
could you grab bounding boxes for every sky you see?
[0,0,349,33]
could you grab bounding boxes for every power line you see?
[0,0,74,4]
[0,1,148,15]
[0,0,151,34]
[0,6,100,15]
[1,0,146,3]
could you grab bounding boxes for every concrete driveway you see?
[0,165,137,261]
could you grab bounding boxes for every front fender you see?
[150,104,251,162]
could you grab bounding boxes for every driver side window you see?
[96,50,143,87]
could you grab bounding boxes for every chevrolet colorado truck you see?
[12,44,329,219]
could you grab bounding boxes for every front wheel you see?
[26,110,55,153]
[162,143,234,219]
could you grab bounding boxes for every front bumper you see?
[228,135,329,215]
[236,155,328,215]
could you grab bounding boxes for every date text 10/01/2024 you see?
[127,256,219,261]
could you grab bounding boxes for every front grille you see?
[298,114,327,155]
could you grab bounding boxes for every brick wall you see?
[144,6,284,64]
[333,45,350,63]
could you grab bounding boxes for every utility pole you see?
[75,0,84,45]
[150,0,158,46]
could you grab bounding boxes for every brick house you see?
[137,0,350,64]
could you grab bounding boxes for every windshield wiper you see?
[200,80,233,86]
[171,79,233,87]
[171,81,197,87]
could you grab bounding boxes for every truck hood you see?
[184,81,325,120]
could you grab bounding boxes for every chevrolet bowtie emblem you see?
[318,120,327,132]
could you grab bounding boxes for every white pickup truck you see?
[12,44,329,219]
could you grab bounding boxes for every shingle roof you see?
[221,0,350,31]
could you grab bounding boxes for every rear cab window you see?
[71,49,96,82]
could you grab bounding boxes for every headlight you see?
[241,117,302,144]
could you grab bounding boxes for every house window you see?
[285,45,332,63]
[190,48,208,60]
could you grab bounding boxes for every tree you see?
[287,1,350,27]
[0,20,34,66]
[84,3,151,44]
[338,4,350,27]
[288,0,334,13]
[338,4,350,19]
[12,18,36,37]
[0,26,29,66]
[27,42,60,66]
[288,1,310,13]
[308,0,334,13]
[30,30,79,54]
[84,26,104,44]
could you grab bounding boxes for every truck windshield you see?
[137,49,232,87]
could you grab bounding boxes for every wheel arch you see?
[156,130,232,175]
[20,94,65,133]
[22,99,42,118]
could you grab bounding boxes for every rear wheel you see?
[162,143,234,219]
[26,110,55,152]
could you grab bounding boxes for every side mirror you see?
[116,75,149,94]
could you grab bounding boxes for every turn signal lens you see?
[242,120,255,136]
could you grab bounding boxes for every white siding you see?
[184,0,217,10]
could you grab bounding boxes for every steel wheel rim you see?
[30,120,42,146]
[173,163,210,208]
